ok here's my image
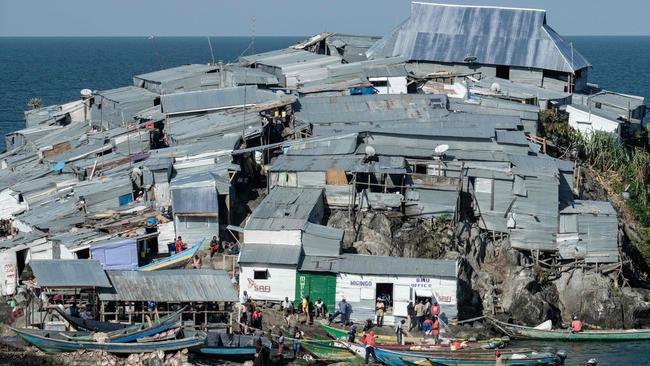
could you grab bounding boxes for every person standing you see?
[347,322,357,342]
[432,316,440,344]
[424,298,431,316]
[414,301,425,330]
[430,301,441,318]
[281,297,293,317]
[344,299,353,325]
[495,350,504,366]
[375,298,385,327]
[363,330,378,365]
[406,301,416,331]
[330,298,348,325]
[292,327,302,358]
[174,236,184,254]
[395,319,405,345]
[277,331,285,357]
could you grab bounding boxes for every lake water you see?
[0,36,649,364]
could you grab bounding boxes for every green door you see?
[295,271,336,313]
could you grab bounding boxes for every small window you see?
[496,65,510,80]
[371,80,388,87]
[254,270,268,280]
[595,102,602,109]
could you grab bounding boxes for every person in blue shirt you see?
[347,322,357,342]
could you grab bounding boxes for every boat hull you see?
[490,319,650,341]
[54,308,129,332]
[13,328,204,354]
[139,240,203,271]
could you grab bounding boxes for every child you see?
[277,331,285,357]
[293,326,302,358]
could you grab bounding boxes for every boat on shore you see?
[12,327,205,354]
[192,331,271,358]
[489,318,650,341]
[54,307,130,332]
[341,341,562,366]
[58,306,184,343]
[138,240,204,271]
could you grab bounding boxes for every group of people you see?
[239,291,264,334]
[406,298,442,342]
[274,326,303,360]
[279,296,327,325]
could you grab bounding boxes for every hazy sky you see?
[1,0,649,37]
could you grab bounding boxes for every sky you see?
[1,0,649,37]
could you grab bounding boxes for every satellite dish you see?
[365,145,376,157]
[490,82,501,93]
[434,144,449,155]
[464,55,477,63]
[80,89,92,98]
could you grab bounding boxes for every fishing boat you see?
[319,322,508,348]
[12,327,205,354]
[294,333,358,362]
[60,306,185,343]
[138,239,204,271]
[489,318,650,341]
[341,342,562,366]
[193,331,271,358]
[319,322,421,344]
[54,307,129,332]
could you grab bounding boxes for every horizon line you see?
[1,34,650,38]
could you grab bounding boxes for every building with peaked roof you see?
[368,2,591,93]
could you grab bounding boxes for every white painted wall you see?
[567,105,620,137]
[157,221,176,254]
[0,189,26,219]
[240,264,297,302]
[369,77,408,94]
[243,229,302,246]
[0,250,17,296]
[336,273,457,324]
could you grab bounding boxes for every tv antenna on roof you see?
[207,37,216,65]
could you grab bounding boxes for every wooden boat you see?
[194,331,271,358]
[489,317,650,341]
[60,306,184,343]
[12,327,205,354]
[138,239,204,271]
[341,342,561,366]
[54,307,129,332]
[292,332,358,362]
[319,322,508,348]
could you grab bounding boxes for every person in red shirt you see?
[571,316,583,333]
[432,317,440,344]
[364,330,378,365]
[175,236,184,254]
[431,301,441,317]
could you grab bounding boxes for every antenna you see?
[149,35,162,70]
[207,36,216,65]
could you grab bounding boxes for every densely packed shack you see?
[0,2,647,331]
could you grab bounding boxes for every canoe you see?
[300,336,358,362]
[60,306,185,343]
[138,239,204,271]
[489,318,650,341]
[54,307,129,332]
[341,342,561,366]
[319,322,508,348]
[12,327,205,354]
[195,331,271,358]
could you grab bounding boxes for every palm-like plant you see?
[27,97,43,110]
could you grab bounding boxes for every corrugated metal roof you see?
[162,86,274,115]
[134,64,219,84]
[367,2,590,73]
[299,254,457,278]
[302,223,343,256]
[30,259,111,288]
[271,154,361,172]
[245,186,324,231]
[472,77,570,100]
[95,86,158,104]
[239,243,302,265]
[560,200,616,215]
[99,269,238,302]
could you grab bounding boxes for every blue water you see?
[1,36,649,151]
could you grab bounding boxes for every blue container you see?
[167,242,176,254]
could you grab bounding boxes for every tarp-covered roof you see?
[367,2,590,73]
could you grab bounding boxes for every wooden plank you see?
[42,141,71,158]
